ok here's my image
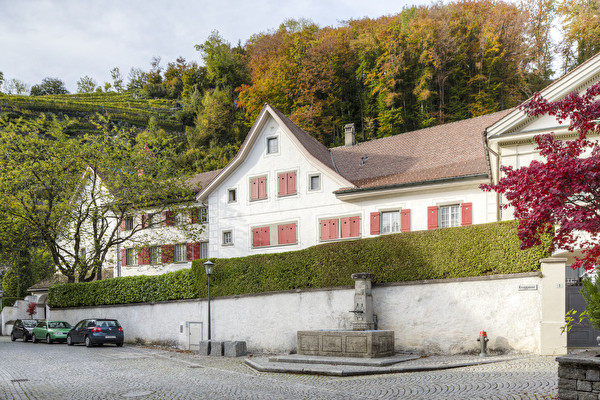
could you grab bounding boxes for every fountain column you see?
[351,272,375,331]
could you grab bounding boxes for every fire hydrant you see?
[477,331,489,357]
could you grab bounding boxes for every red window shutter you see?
[161,245,174,263]
[461,202,473,226]
[190,208,199,224]
[288,224,296,243]
[121,249,127,266]
[341,217,359,238]
[163,211,173,227]
[278,223,297,244]
[253,228,261,247]
[193,242,200,259]
[287,172,296,194]
[370,212,380,235]
[320,220,328,241]
[258,177,267,199]
[261,227,270,246]
[138,247,149,265]
[278,224,286,244]
[427,206,438,230]
[278,173,286,196]
[186,243,193,261]
[401,209,411,232]
[250,178,259,200]
[321,219,339,240]
[141,214,147,229]
[120,219,126,231]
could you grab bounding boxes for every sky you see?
[1,0,433,94]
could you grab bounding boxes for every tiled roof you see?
[330,110,513,191]
[187,169,222,193]
[268,106,337,172]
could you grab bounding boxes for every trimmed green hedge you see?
[48,268,198,308]
[190,221,551,298]
[1,297,23,308]
[48,221,551,308]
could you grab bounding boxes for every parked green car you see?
[31,321,72,344]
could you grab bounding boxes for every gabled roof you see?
[332,110,512,193]
[487,51,600,139]
[187,169,222,194]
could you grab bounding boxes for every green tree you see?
[77,75,98,93]
[110,67,124,93]
[30,77,69,96]
[127,67,148,91]
[0,115,199,283]
[3,78,30,95]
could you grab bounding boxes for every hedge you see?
[49,268,198,308]
[1,297,23,308]
[48,221,552,308]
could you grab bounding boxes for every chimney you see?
[344,123,355,147]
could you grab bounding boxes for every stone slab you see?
[210,341,224,356]
[268,353,420,367]
[224,341,247,357]
[297,330,395,358]
[198,341,211,356]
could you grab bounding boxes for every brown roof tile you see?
[330,110,513,190]
[187,169,222,193]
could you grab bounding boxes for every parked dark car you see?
[10,319,38,342]
[67,319,124,347]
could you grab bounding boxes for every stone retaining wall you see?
[557,351,600,399]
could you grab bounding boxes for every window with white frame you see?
[200,242,208,259]
[309,174,321,191]
[223,230,233,245]
[124,216,134,230]
[267,137,278,154]
[149,246,161,264]
[381,211,400,234]
[199,207,208,223]
[172,211,186,226]
[228,188,237,203]
[440,205,460,228]
[174,243,186,263]
[126,248,136,266]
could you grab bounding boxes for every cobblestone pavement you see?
[0,336,558,399]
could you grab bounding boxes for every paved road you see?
[0,336,558,399]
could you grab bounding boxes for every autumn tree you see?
[0,115,199,283]
[557,0,600,72]
[481,81,600,271]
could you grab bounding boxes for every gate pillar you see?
[540,257,567,356]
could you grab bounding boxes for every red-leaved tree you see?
[481,81,600,271]
[26,302,37,318]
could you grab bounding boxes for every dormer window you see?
[267,137,278,154]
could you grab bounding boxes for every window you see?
[341,216,360,238]
[223,231,233,245]
[228,188,237,203]
[125,248,136,266]
[252,226,270,247]
[427,203,472,230]
[278,224,297,244]
[309,174,321,191]
[173,211,185,226]
[267,137,278,154]
[440,205,460,228]
[278,172,296,196]
[381,211,400,234]
[174,244,186,262]
[149,246,161,264]
[146,213,157,229]
[370,209,410,235]
[200,242,208,259]
[250,177,267,200]
[120,216,134,231]
[199,207,208,223]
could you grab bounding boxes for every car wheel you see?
[46,334,52,344]
[85,335,93,348]
[10,333,15,342]
[23,334,29,342]
[31,333,37,343]
[116,341,123,347]
[67,334,74,346]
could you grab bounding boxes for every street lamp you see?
[0,289,3,336]
[204,260,214,341]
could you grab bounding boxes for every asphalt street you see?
[0,335,558,399]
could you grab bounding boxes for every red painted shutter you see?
[185,243,193,261]
[163,211,173,227]
[261,227,270,246]
[287,172,296,194]
[190,208,199,224]
[278,173,286,196]
[427,206,438,230]
[252,228,261,247]
[330,219,338,240]
[120,219,126,231]
[278,224,297,244]
[162,245,174,263]
[320,220,328,241]
[461,202,472,226]
[139,247,149,265]
[288,224,296,243]
[370,212,380,235]
[278,224,286,244]
[193,242,200,259]
[250,178,259,200]
[350,216,359,237]
[121,249,127,265]
[258,177,267,199]
[141,214,147,229]
[401,209,411,232]
[341,217,359,238]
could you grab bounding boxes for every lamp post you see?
[0,289,3,336]
[203,260,214,341]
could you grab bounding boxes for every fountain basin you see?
[297,330,395,358]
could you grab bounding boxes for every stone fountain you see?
[296,273,395,358]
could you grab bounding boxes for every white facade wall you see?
[44,272,553,355]
[206,115,492,259]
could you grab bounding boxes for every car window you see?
[23,321,37,328]
[75,320,85,329]
[36,322,45,328]
[48,322,60,329]
[100,320,118,327]
[58,321,71,328]
[86,321,96,328]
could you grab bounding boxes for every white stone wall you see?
[46,272,548,355]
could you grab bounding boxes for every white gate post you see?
[539,257,567,355]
